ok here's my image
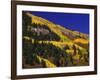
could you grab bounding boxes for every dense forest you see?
[22,12,89,68]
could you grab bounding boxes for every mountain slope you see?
[26,12,89,40]
[22,12,89,68]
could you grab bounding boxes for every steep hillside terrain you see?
[22,12,89,68]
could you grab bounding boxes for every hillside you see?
[22,12,89,68]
